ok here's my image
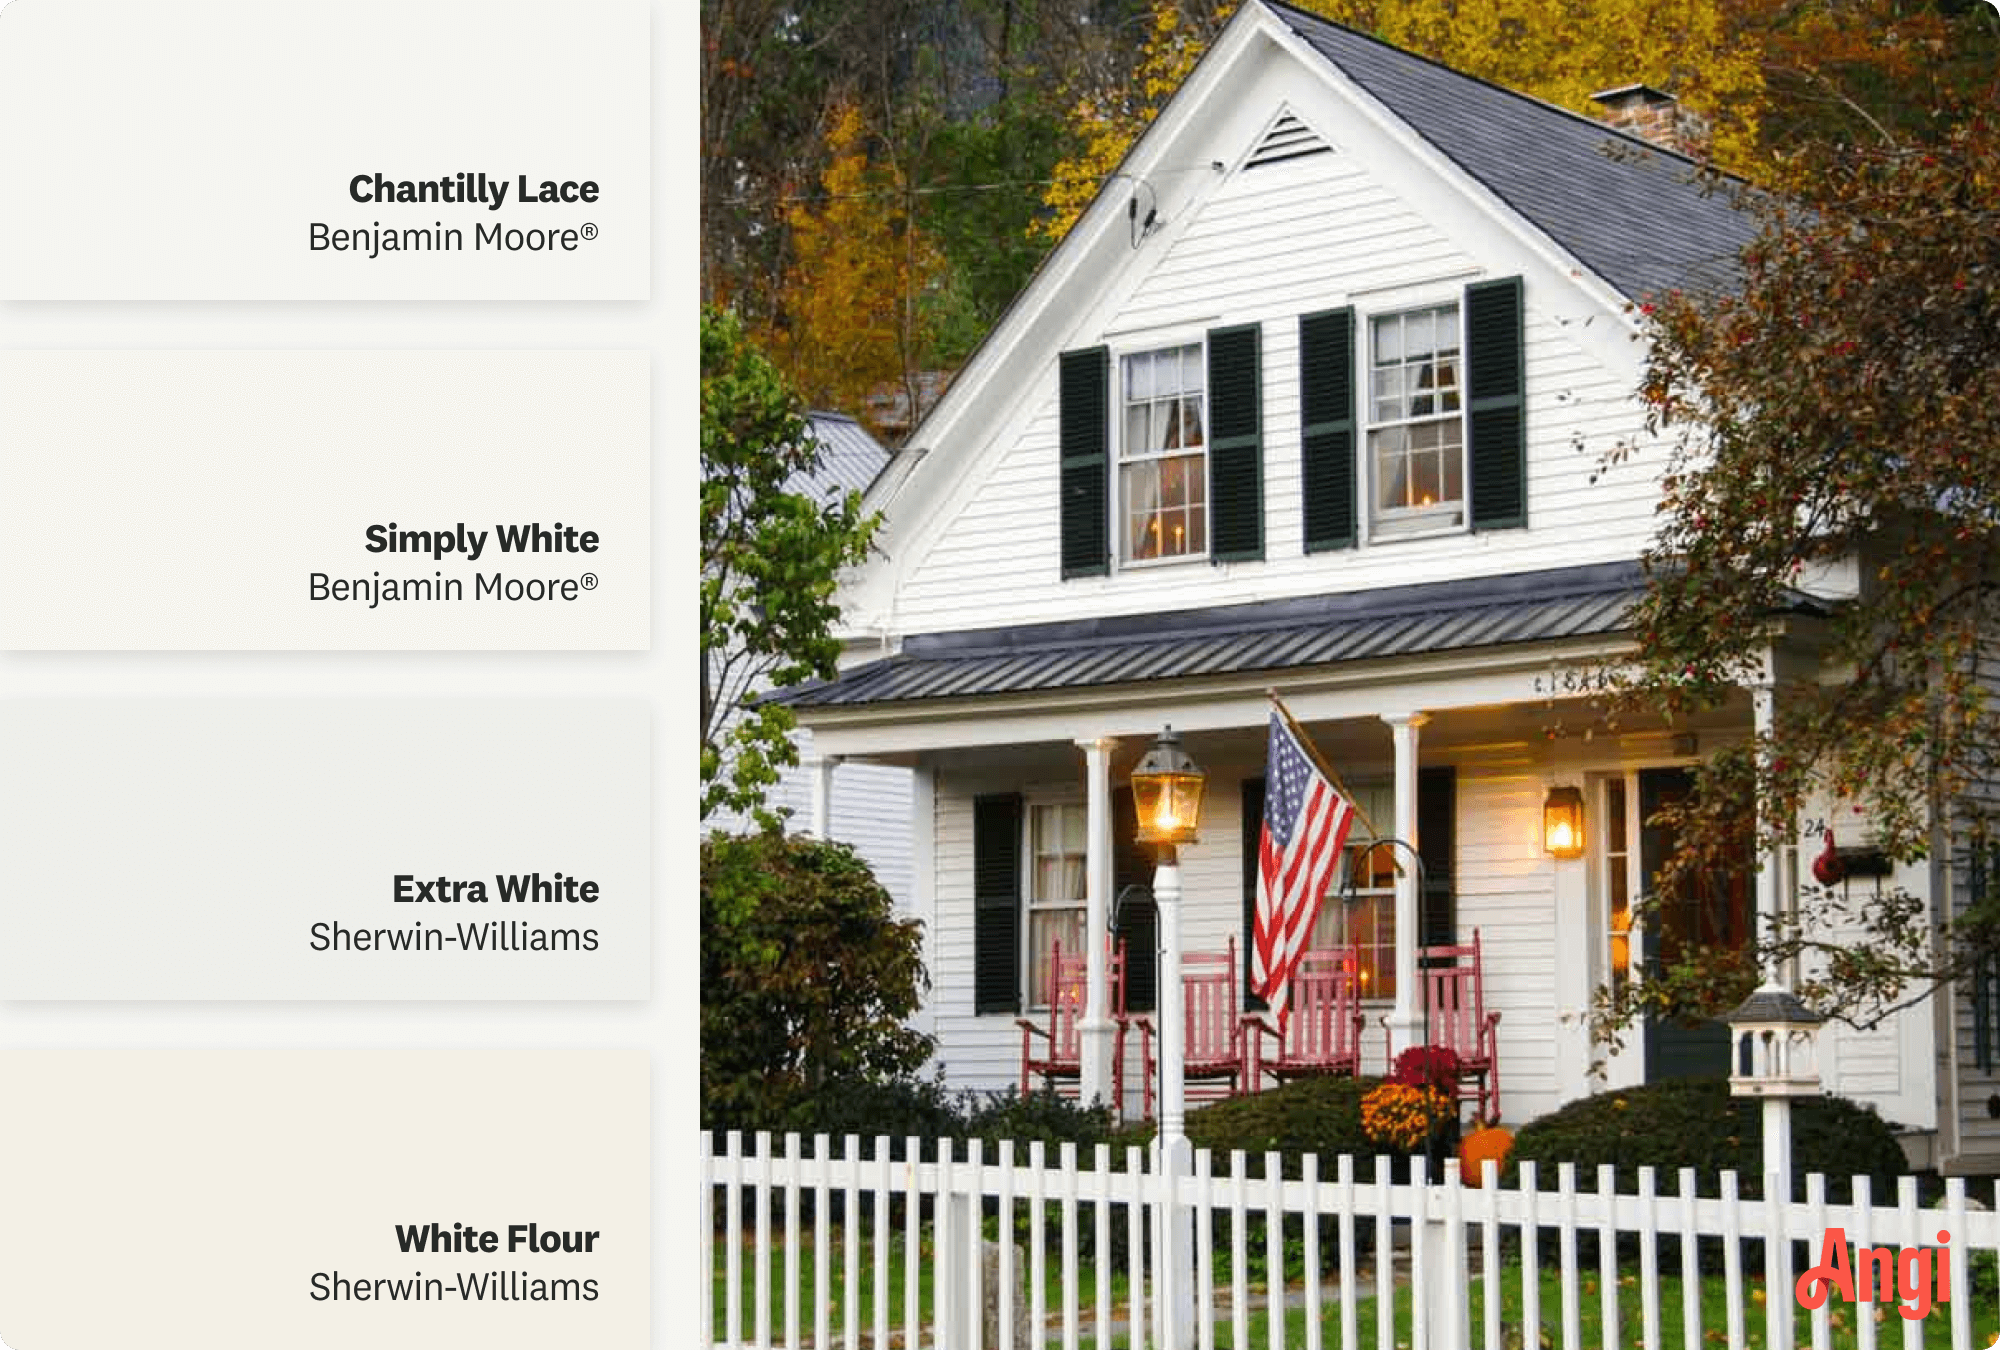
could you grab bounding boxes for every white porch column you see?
[1382,711,1429,1057]
[806,753,840,839]
[1076,736,1119,1108]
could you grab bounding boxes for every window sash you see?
[1118,342,1208,563]
[1367,304,1468,531]
[1026,802,1088,1009]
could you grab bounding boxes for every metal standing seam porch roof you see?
[782,561,1822,710]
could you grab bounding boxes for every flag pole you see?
[1266,688,1384,842]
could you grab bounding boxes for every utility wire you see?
[711,161,1219,207]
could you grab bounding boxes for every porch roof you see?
[784,562,1824,710]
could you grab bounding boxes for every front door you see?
[1639,767,1755,1080]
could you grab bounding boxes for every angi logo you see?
[1795,1228,1953,1321]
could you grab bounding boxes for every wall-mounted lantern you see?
[1543,785,1585,859]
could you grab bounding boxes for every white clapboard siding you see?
[1947,634,2000,1164]
[890,145,1666,640]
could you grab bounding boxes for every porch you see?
[787,561,1914,1127]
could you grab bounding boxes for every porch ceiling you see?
[784,561,1826,711]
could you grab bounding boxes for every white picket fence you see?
[701,1129,2000,1350]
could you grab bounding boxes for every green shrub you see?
[701,830,932,1130]
[1503,1077,1908,1199]
[963,1089,1118,1157]
[1184,1075,1381,1175]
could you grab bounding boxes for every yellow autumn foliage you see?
[772,104,943,420]
[1038,0,1766,245]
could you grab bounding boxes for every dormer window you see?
[1119,343,1208,562]
[1368,303,1464,535]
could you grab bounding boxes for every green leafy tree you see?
[701,306,879,824]
[1596,87,2000,1037]
[702,831,933,1127]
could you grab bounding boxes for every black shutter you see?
[1466,277,1526,531]
[1059,347,1110,578]
[1299,307,1356,552]
[1417,766,1456,947]
[1112,787,1156,1013]
[1206,324,1263,561]
[1241,776,1268,1011]
[973,793,1024,1014]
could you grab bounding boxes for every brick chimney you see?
[1591,83,1710,158]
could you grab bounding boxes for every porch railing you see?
[702,1129,2000,1350]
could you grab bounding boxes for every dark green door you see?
[1640,767,1754,1080]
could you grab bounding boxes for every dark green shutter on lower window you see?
[1206,324,1263,561]
[1059,347,1110,578]
[1466,277,1526,531]
[973,793,1024,1014]
[1299,308,1357,552]
[1112,787,1157,1013]
[1242,776,1268,1012]
[1417,766,1457,947]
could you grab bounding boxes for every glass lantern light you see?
[1131,726,1207,848]
[1543,785,1585,859]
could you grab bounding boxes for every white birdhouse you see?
[1724,985,1824,1099]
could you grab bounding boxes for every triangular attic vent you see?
[1245,112,1332,169]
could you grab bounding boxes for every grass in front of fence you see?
[1089,1264,1999,1350]
[713,1229,1997,1349]
[712,1227,1142,1344]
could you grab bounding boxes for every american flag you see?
[1253,711,1358,1023]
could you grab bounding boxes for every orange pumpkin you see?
[1458,1124,1513,1186]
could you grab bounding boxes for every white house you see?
[779,0,1996,1167]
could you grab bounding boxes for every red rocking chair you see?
[1016,938,1133,1115]
[1246,946,1367,1089]
[1416,928,1503,1122]
[1132,935,1252,1119]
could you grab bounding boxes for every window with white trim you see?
[1368,304,1465,535]
[1025,802,1087,1008]
[1119,343,1207,562]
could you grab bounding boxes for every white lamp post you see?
[1726,983,1823,1350]
[1131,726,1206,1350]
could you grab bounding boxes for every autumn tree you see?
[1038,0,1769,242]
[1038,0,1219,242]
[701,306,879,825]
[1596,89,2000,1035]
[764,103,948,428]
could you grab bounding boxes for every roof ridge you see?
[1256,0,1713,172]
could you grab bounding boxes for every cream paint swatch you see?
[0,1050,649,1348]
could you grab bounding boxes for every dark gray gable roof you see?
[785,561,1784,709]
[1263,0,1758,300]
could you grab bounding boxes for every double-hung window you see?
[1119,343,1207,563]
[1368,303,1464,535]
[1025,802,1088,1008]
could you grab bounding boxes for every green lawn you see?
[711,1230,1996,1349]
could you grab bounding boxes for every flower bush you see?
[1390,1044,1461,1093]
[1360,1081,1452,1152]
